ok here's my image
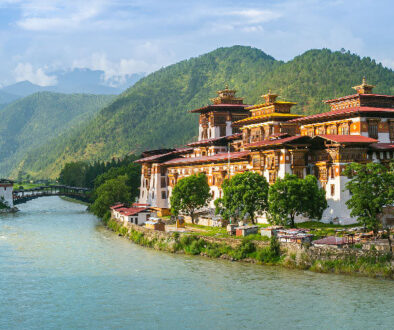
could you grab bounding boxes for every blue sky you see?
[0,0,393,87]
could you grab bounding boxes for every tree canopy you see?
[215,171,269,223]
[170,173,211,224]
[343,162,394,234]
[90,175,131,218]
[268,174,327,227]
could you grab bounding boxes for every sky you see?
[0,0,393,87]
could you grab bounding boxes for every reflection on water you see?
[0,197,393,329]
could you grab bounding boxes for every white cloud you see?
[14,62,57,86]
[228,9,282,24]
[15,1,106,31]
[242,25,264,33]
[206,8,281,34]
[72,53,154,86]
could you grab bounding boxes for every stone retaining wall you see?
[115,219,389,262]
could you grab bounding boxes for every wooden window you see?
[269,171,277,184]
[252,158,260,168]
[161,191,167,200]
[341,123,349,135]
[160,177,166,187]
[368,120,378,139]
[329,167,334,179]
[330,184,335,196]
[219,125,226,137]
[389,121,394,141]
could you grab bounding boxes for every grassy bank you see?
[106,219,393,279]
[60,196,90,206]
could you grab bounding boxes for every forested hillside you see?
[0,92,114,178]
[0,90,19,108]
[10,46,394,179]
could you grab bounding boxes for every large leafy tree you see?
[268,174,327,227]
[170,173,211,224]
[215,171,269,224]
[90,175,131,218]
[59,161,88,187]
[343,162,394,243]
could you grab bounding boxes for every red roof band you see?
[245,135,310,149]
[315,134,378,144]
[113,206,150,216]
[190,103,250,113]
[162,151,250,166]
[290,107,394,124]
[186,133,242,147]
[135,147,193,163]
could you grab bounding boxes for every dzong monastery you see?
[136,79,394,224]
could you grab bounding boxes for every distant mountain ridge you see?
[0,68,145,98]
[7,46,394,179]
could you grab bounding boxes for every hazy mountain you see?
[0,90,20,107]
[9,46,394,179]
[1,69,145,97]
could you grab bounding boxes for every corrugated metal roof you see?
[119,207,149,216]
[315,134,378,144]
[110,203,125,210]
[312,236,348,245]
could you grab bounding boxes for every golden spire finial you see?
[262,89,278,104]
[352,77,375,94]
[225,84,229,89]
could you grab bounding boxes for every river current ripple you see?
[0,197,393,329]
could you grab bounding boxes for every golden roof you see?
[246,100,297,110]
[210,85,244,105]
[233,112,304,125]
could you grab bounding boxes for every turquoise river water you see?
[0,197,393,329]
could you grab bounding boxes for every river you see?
[0,197,393,329]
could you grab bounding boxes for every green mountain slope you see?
[0,92,115,177]
[13,46,394,179]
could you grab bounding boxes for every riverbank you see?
[106,218,393,279]
[59,196,90,206]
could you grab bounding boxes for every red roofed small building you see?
[135,80,394,225]
[110,204,155,225]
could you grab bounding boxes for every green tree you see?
[215,171,269,224]
[90,175,131,217]
[343,162,394,246]
[59,161,88,187]
[170,173,211,224]
[268,174,327,227]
